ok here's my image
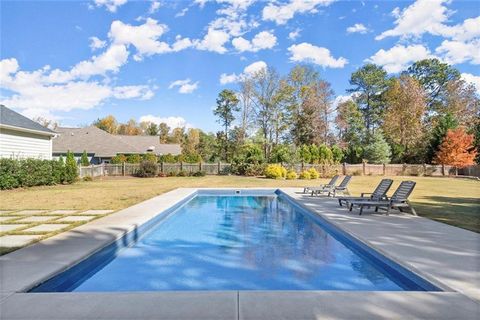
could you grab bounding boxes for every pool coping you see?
[1,187,479,319]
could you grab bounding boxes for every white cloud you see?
[168,79,199,94]
[195,27,230,53]
[333,94,353,108]
[262,0,334,25]
[367,44,432,73]
[288,28,301,40]
[139,115,192,129]
[461,73,480,94]
[109,18,170,60]
[175,8,189,17]
[0,57,155,117]
[287,43,348,68]
[219,60,267,84]
[89,37,107,51]
[435,39,480,65]
[232,31,277,52]
[346,23,369,34]
[149,1,161,14]
[375,0,451,40]
[92,0,127,13]
[194,0,208,8]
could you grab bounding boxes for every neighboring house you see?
[52,126,181,164]
[0,105,56,160]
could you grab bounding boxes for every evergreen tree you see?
[363,130,391,164]
[65,151,78,183]
[426,113,458,163]
[80,150,90,166]
[331,145,344,164]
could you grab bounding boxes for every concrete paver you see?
[56,216,96,222]
[79,210,114,215]
[16,216,60,223]
[13,210,46,215]
[0,235,43,248]
[0,224,29,232]
[23,224,70,233]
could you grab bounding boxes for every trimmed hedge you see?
[0,158,77,190]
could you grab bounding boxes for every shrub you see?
[192,171,206,177]
[80,150,90,166]
[157,172,167,177]
[308,167,320,179]
[126,154,142,164]
[351,169,363,176]
[0,159,20,189]
[135,160,157,177]
[298,170,311,179]
[52,158,66,184]
[264,164,287,179]
[177,170,188,177]
[65,151,78,183]
[143,153,158,163]
[83,176,93,181]
[158,153,176,163]
[166,171,177,177]
[286,170,297,180]
[111,154,127,164]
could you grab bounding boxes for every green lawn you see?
[1,175,479,232]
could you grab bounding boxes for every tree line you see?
[92,59,479,168]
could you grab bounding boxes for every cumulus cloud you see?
[287,43,348,68]
[149,1,161,14]
[435,39,480,65]
[288,28,301,40]
[89,36,107,51]
[461,73,480,94]
[168,79,199,94]
[219,60,267,84]
[232,31,277,52]
[347,23,369,34]
[92,0,127,13]
[194,27,230,53]
[262,0,334,25]
[139,115,192,129]
[367,44,432,73]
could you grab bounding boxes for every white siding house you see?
[0,105,56,160]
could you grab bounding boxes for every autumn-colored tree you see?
[117,119,141,135]
[158,123,170,143]
[435,127,477,173]
[383,75,427,162]
[93,115,118,134]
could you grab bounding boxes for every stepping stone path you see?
[56,216,96,222]
[16,216,60,223]
[0,235,42,247]
[0,211,13,214]
[0,216,19,222]
[0,224,28,232]
[23,224,69,233]
[49,210,78,214]
[80,210,114,215]
[13,210,46,215]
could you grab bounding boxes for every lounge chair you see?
[338,178,393,207]
[303,175,339,194]
[348,181,417,216]
[311,175,352,197]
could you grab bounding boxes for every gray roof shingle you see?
[53,126,181,157]
[0,105,56,135]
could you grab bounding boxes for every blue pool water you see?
[33,191,439,292]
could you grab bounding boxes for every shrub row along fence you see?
[78,162,480,179]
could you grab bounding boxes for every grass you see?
[1,175,479,232]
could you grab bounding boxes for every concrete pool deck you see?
[0,188,479,319]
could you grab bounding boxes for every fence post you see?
[218,161,221,174]
[342,163,347,175]
[199,161,202,172]
[160,162,164,173]
[423,163,427,176]
[301,161,304,172]
[362,161,366,176]
[122,162,126,176]
[402,163,407,176]
[383,163,386,176]
[180,161,183,171]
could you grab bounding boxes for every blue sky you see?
[1,0,479,132]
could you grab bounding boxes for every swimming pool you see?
[32,190,440,292]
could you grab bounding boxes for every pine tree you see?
[80,150,90,166]
[65,151,78,183]
[363,130,391,164]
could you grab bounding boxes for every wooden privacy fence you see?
[79,162,480,179]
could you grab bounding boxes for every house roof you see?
[0,105,56,136]
[52,126,181,157]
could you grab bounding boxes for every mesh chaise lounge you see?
[311,175,352,197]
[347,180,417,215]
[303,175,339,193]
[338,178,393,207]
